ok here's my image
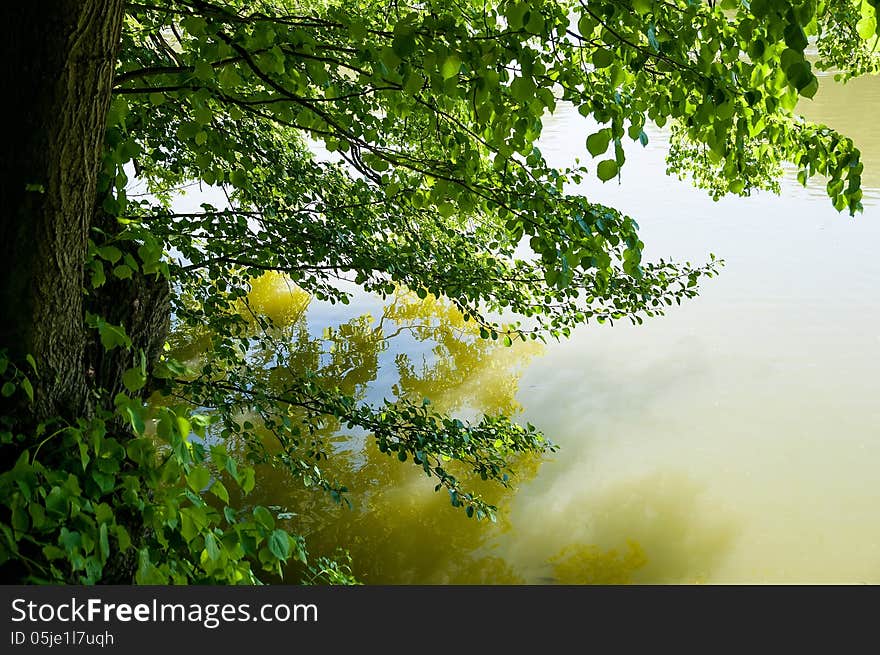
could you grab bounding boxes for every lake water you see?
[208,71,880,583]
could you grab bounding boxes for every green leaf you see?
[348,20,367,40]
[98,246,122,263]
[586,129,612,156]
[438,202,455,218]
[95,320,131,350]
[43,545,65,561]
[441,55,461,80]
[392,33,416,58]
[218,66,242,87]
[204,532,220,561]
[116,526,131,551]
[241,467,255,494]
[20,377,33,403]
[176,415,191,439]
[181,15,207,35]
[267,529,290,560]
[784,23,808,51]
[786,61,814,90]
[633,0,652,14]
[123,403,145,435]
[95,503,113,524]
[230,169,248,188]
[210,480,229,504]
[11,504,29,533]
[112,264,133,279]
[122,367,146,393]
[505,2,528,28]
[857,15,877,41]
[253,505,275,530]
[1,382,14,397]
[715,101,735,121]
[136,549,166,584]
[380,46,402,70]
[577,14,596,36]
[179,509,198,542]
[78,441,90,471]
[592,49,614,68]
[193,105,213,125]
[799,76,819,99]
[59,527,81,551]
[193,60,214,82]
[91,261,106,288]
[597,159,619,182]
[780,47,804,72]
[99,523,110,561]
[45,486,68,517]
[186,465,211,492]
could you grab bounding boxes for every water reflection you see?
[167,70,880,583]
[540,473,739,584]
[527,72,880,583]
[171,276,739,583]
[550,542,647,585]
[170,276,548,583]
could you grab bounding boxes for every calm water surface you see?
[198,72,880,583]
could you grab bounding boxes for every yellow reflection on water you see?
[242,271,311,328]
[384,293,542,416]
[551,541,647,585]
[172,279,556,582]
[513,473,739,584]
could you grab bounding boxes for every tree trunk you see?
[86,209,171,402]
[0,2,125,425]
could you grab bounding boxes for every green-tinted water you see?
[176,72,880,583]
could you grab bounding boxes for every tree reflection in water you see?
[162,274,738,583]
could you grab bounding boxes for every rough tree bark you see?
[0,2,126,427]
[0,5,172,582]
[86,209,171,403]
